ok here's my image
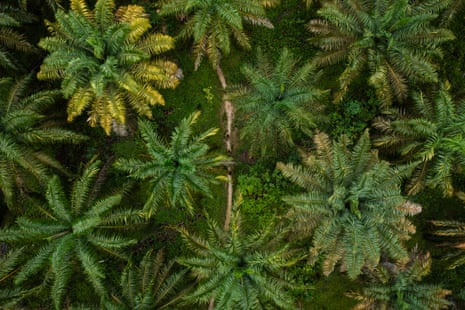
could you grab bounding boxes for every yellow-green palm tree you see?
[38,0,180,134]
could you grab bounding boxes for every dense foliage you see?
[159,0,273,69]
[228,48,325,158]
[278,131,418,279]
[308,0,454,105]
[177,207,297,309]
[349,250,451,309]
[115,112,228,215]
[374,83,465,197]
[38,0,179,134]
[0,161,141,309]
[2,0,465,309]
[0,74,85,210]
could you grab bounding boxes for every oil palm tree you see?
[278,131,420,279]
[349,250,451,309]
[0,3,37,71]
[0,74,86,210]
[258,0,314,9]
[38,0,180,134]
[0,161,142,309]
[177,206,297,309]
[227,48,326,158]
[19,0,63,12]
[159,0,273,70]
[308,0,454,105]
[104,249,189,310]
[374,83,465,197]
[115,112,228,216]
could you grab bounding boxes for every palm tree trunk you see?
[216,65,234,232]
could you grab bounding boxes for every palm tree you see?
[0,74,86,210]
[159,0,273,70]
[114,112,228,216]
[349,250,451,309]
[308,0,454,105]
[104,249,189,310]
[227,48,326,158]
[0,161,142,309]
[441,0,465,24]
[177,206,297,309]
[278,131,420,279]
[19,0,63,13]
[38,0,180,134]
[0,3,37,71]
[374,83,465,197]
[0,247,36,308]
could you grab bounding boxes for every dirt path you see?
[216,66,235,232]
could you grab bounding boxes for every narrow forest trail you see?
[216,66,235,232]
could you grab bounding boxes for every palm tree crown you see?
[432,219,465,270]
[278,131,420,279]
[0,74,86,210]
[159,0,273,69]
[349,250,451,310]
[308,0,454,105]
[38,0,180,134]
[0,161,141,309]
[104,249,188,310]
[115,112,228,215]
[374,83,465,197]
[227,48,326,158]
[177,206,297,309]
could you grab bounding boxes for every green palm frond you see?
[38,0,179,134]
[349,249,451,309]
[103,249,189,310]
[227,48,327,158]
[432,220,465,270]
[177,204,298,309]
[0,74,87,211]
[0,161,140,309]
[115,112,228,216]
[278,131,418,279]
[309,0,454,105]
[160,0,273,69]
[0,3,37,71]
[374,83,465,196]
